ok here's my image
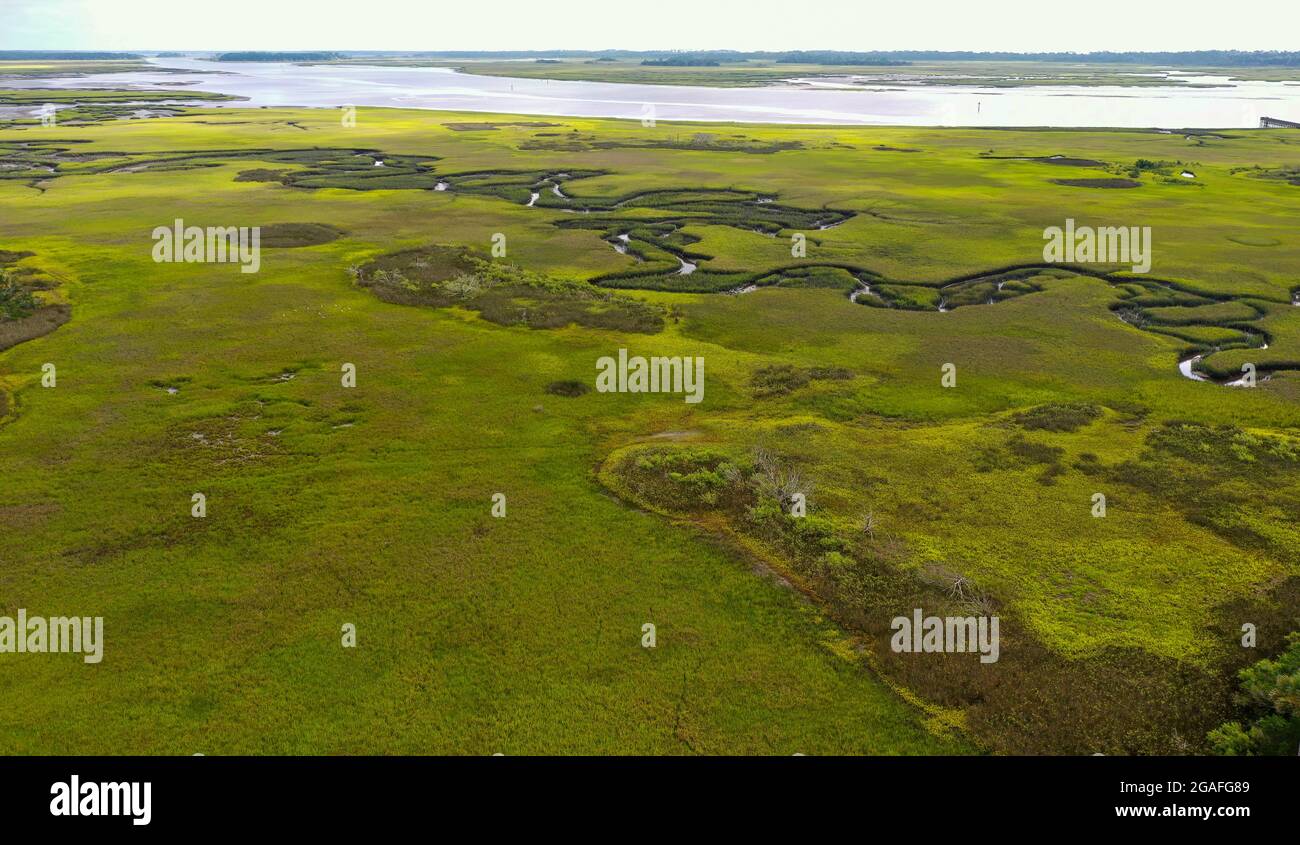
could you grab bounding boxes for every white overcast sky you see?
[2,0,1297,52]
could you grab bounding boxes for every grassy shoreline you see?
[309,57,1300,88]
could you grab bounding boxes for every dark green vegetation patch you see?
[982,153,1107,167]
[0,248,68,352]
[0,271,38,320]
[1011,403,1103,432]
[750,363,853,398]
[1230,164,1300,186]
[545,380,591,397]
[258,223,345,248]
[353,245,664,334]
[1049,177,1142,188]
[443,121,561,131]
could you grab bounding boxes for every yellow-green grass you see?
[0,60,167,78]
[2,106,1298,754]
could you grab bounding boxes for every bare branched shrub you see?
[964,591,1000,617]
[750,445,813,508]
[917,563,998,614]
[874,532,907,562]
[1169,730,1194,755]
[859,509,877,538]
[368,268,415,290]
[1116,306,1148,328]
[442,273,484,299]
[918,562,959,591]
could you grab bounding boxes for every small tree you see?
[0,269,38,321]
[1210,632,1300,755]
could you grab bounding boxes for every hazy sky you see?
[3,0,1297,52]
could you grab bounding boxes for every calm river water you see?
[5,57,1300,128]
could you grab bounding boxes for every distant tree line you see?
[0,51,142,60]
[213,52,343,62]
[850,49,1300,67]
[772,51,909,66]
[641,56,721,67]
[289,49,1300,68]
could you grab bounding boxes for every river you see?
[4,58,1299,128]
